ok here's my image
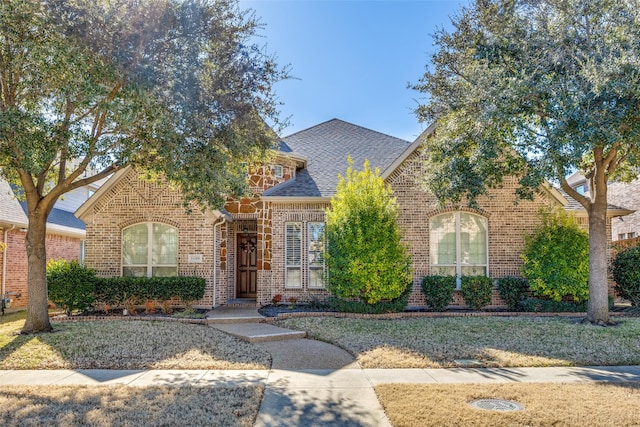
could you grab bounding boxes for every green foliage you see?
[612,247,640,306]
[521,209,589,302]
[412,0,640,321]
[420,275,456,312]
[460,276,493,310]
[496,276,530,312]
[94,276,206,309]
[521,298,588,313]
[46,260,96,315]
[325,158,413,305]
[328,286,411,314]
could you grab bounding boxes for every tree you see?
[413,0,640,324]
[0,0,286,333]
[325,158,412,306]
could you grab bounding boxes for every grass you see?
[376,382,640,427]
[278,316,640,368]
[0,312,271,369]
[0,385,262,427]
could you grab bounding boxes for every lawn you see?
[278,316,640,368]
[0,385,262,427]
[0,312,271,369]
[376,382,640,427]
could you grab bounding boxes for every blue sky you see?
[241,0,465,142]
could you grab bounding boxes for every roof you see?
[263,119,411,198]
[556,188,634,217]
[0,179,86,237]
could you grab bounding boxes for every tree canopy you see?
[0,0,287,332]
[413,0,640,323]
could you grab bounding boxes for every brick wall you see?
[80,168,217,307]
[0,229,80,308]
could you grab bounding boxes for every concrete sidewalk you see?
[2,365,640,426]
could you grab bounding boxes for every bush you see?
[521,298,588,313]
[421,275,456,311]
[47,260,97,315]
[328,286,411,314]
[497,276,529,311]
[521,208,589,302]
[612,246,640,306]
[461,275,492,310]
[325,158,412,306]
[94,276,206,309]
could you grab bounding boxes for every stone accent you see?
[609,177,640,240]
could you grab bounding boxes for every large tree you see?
[413,0,640,324]
[0,0,286,333]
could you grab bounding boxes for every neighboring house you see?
[76,119,632,309]
[0,179,97,308]
[566,172,639,242]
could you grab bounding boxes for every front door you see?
[236,233,258,298]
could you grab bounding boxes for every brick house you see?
[0,179,90,309]
[76,119,632,308]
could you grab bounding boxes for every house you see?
[0,179,95,308]
[566,172,639,242]
[76,119,631,309]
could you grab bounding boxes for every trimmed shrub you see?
[47,260,97,315]
[521,298,588,313]
[421,275,456,312]
[521,208,589,302]
[325,158,412,307]
[94,276,206,309]
[328,286,411,314]
[612,246,640,306]
[497,276,529,311]
[461,275,492,310]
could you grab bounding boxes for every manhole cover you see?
[469,399,524,412]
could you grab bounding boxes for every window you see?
[122,223,178,277]
[308,222,326,288]
[285,222,302,288]
[618,233,627,241]
[430,212,488,287]
[272,165,284,178]
[575,182,588,195]
[629,232,637,239]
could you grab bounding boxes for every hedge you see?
[94,276,206,308]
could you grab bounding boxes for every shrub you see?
[94,276,206,309]
[612,246,640,306]
[328,285,411,314]
[47,260,97,315]
[521,208,589,302]
[497,276,529,311]
[521,298,588,313]
[461,275,492,310]
[325,158,412,306]
[421,275,455,311]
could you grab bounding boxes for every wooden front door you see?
[236,233,258,298]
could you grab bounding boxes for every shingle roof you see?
[264,119,410,198]
[18,201,86,230]
[0,180,28,226]
[557,188,632,214]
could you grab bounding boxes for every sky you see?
[241,0,466,142]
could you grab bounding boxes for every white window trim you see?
[273,164,284,178]
[307,222,326,289]
[285,222,302,289]
[430,212,489,289]
[122,223,178,278]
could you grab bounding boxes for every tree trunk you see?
[21,211,52,333]
[586,190,611,324]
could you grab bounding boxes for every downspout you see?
[2,225,15,298]
[213,216,227,308]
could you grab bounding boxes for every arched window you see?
[429,212,488,286]
[122,223,178,277]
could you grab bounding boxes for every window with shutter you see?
[285,222,302,288]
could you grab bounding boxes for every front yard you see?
[278,316,640,368]
[0,312,271,370]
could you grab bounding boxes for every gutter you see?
[2,225,15,298]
